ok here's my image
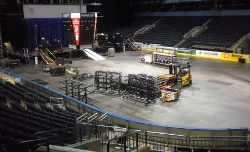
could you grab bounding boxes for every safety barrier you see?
[0,67,249,149]
[141,46,250,63]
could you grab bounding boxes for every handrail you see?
[76,116,88,124]
[130,129,142,133]
[99,112,107,121]
[82,123,128,131]
[34,126,84,137]
[146,130,186,137]
[17,138,49,152]
[99,115,107,122]
[190,135,249,138]
[46,48,56,59]
[40,49,55,64]
[76,113,98,124]
[31,124,249,151]
[88,113,98,120]
[34,123,127,136]
[107,133,139,152]
[89,115,98,122]
[126,38,139,50]
[189,136,250,150]
[76,112,88,122]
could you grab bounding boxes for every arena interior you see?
[0,0,250,152]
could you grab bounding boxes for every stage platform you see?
[1,51,250,129]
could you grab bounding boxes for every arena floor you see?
[2,51,250,129]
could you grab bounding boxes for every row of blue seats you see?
[0,103,77,148]
[1,81,81,117]
[0,80,81,150]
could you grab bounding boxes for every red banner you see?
[72,18,80,45]
[93,13,97,42]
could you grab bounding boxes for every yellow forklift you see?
[170,64,192,87]
[179,58,192,86]
[157,62,192,102]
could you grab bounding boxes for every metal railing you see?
[20,123,250,152]
[136,131,188,151]
[17,138,49,152]
[99,112,108,122]
[76,112,89,124]
[107,133,139,152]
[190,136,250,150]
[34,126,79,145]
[128,130,250,151]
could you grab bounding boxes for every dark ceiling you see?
[130,0,250,12]
[1,0,250,14]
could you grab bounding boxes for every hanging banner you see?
[71,13,80,46]
[93,13,98,42]
[63,13,95,48]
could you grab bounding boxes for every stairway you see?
[82,49,105,61]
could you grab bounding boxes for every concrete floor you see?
[2,51,250,129]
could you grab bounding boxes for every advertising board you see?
[196,50,221,58]
[221,53,247,62]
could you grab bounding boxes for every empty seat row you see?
[133,16,209,46]
[109,16,250,51]
[179,16,250,49]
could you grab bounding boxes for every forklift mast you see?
[169,64,180,76]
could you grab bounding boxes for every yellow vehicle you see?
[167,63,192,87]
[157,63,192,88]
[167,56,192,87]
[157,63,192,102]
[177,67,192,87]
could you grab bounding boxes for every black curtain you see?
[26,18,67,51]
[1,15,28,51]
